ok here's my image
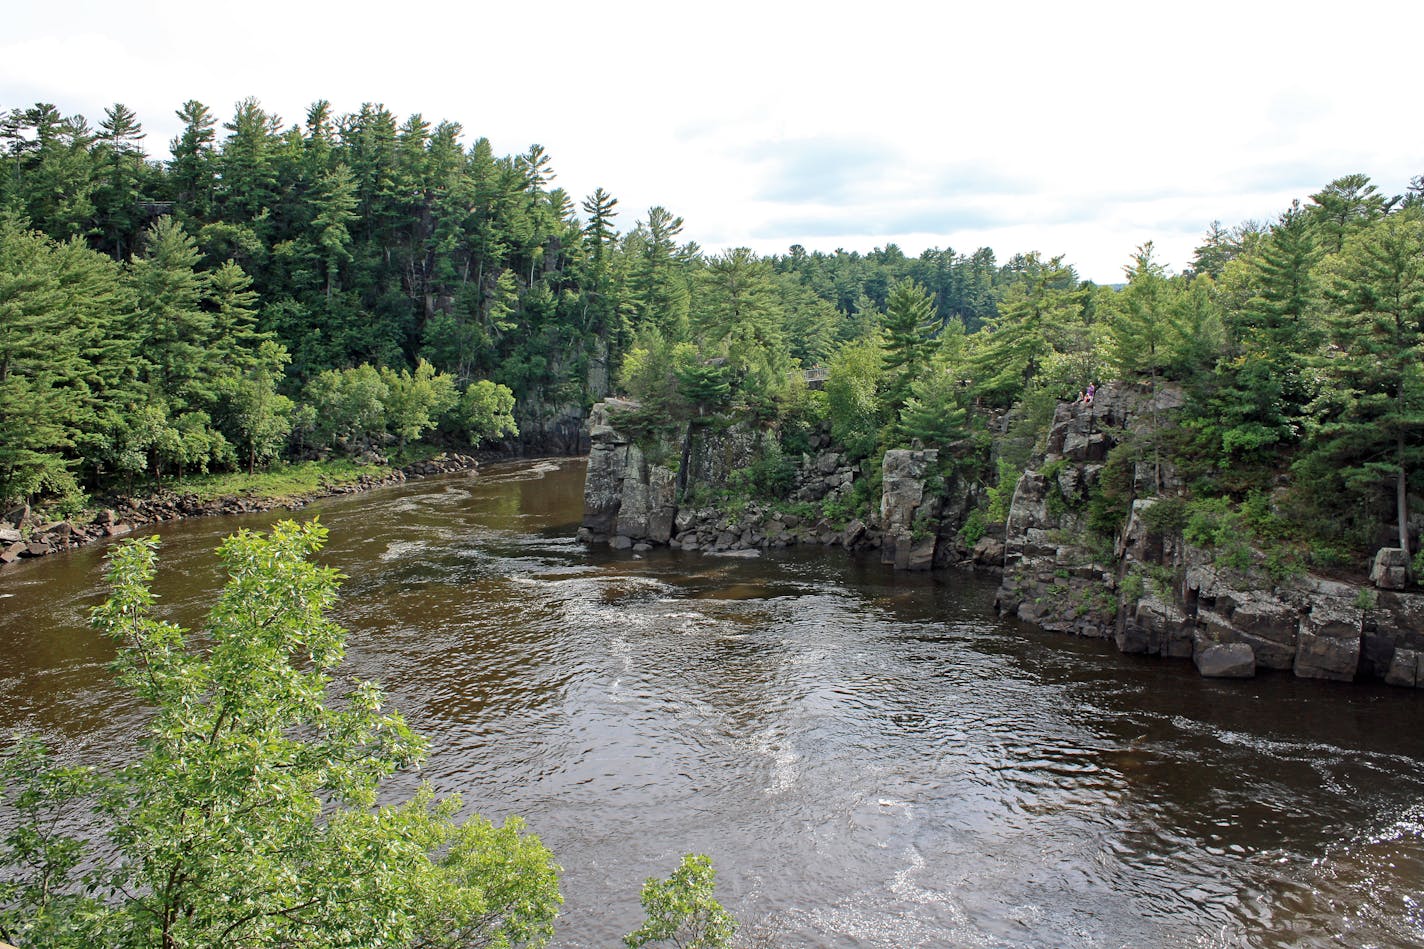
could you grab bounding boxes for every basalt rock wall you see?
[993,383,1424,688]
[577,401,981,564]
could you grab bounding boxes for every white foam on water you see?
[378,539,428,562]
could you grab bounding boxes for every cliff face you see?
[579,395,1424,688]
[577,402,978,564]
[993,383,1424,688]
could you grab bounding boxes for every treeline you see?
[3,99,1422,572]
[0,98,1033,513]
[616,173,1424,577]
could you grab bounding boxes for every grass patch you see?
[166,459,391,504]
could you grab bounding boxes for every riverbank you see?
[0,452,483,571]
[577,394,1424,690]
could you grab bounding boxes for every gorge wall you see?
[578,393,1424,689]
[994,383,1424,688]
[577,401,979,567]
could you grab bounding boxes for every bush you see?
[959,508,987,547]
[624,854,735,949]
[0,523,562,948]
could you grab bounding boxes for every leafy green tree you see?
[895,336,969,449]
[216,340,294,473]
[0,521,562,948]
[169,100,218,222]
[216,98,281,231]
[825,337,886,461]
[627,206,693,338]
[13,105,98,241]
[311,162,358,299]
[380,358,458,448]
[693,248,790,418]
[623,854,735,949]
[455,379,518,445]
[0,214,134,505]
[91,103,150,259]
[127,216,213,407]
[1105,243,1177,381]
[303,364,390,452]
[1192,205,1320,470]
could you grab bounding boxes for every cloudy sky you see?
[4,0,1418,282]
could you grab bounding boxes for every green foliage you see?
[1085,442,1137,539]
[5,94,1424,570]
[985,456,1020,524]
[0,521,562,948]
[958,508,986,547]
[457,379,519,445]
[380,358,458,447]
[304,363,390,450]
[1139,497,1188,535]
[824,338,885,461]
[967,254,1084,407]
[728,442,796,499]
[623,854,736,949]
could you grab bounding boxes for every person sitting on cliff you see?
[1084,382,1096,406]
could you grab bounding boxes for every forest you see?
[2,97,1423,575]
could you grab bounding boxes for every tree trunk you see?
[677,421,693,502]
[1398,382,1412,580]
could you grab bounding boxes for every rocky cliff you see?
[993,383,1424,688]
[576,401,979,563]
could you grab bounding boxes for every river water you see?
[2,458,1423,947]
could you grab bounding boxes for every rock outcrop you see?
[577,401,980,559]
[880,449,941,571]
[994,382,1424,688]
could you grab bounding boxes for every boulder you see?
[1288,597,1361,681]
[1117,595,1193,658]
[973,535,1005,567]
[1371,547,1410,590]
[879,449,940,570]
[1195,642,1256,678]
[1294,631,1361,681]
[1385,648,1423,688]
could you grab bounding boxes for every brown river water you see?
[2,457,1423,947]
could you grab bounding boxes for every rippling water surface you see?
[3,458,1423,947]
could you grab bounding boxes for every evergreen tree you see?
[91,103,149,259]
[968,254,1081,406]
[1301,214,1424,565]
[1308,173,1396,255]
[168,100,216,223]
[880,278,938,415]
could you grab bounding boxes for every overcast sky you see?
[4,0,1419,282]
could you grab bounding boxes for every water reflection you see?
[2,458,1423,947]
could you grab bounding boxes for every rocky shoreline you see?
[577,394,1424,690]
[0,453,482,571]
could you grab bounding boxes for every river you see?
[2,457,1423,947]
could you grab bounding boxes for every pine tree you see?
[1303,214,1424,566]
[880,278,937,415]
